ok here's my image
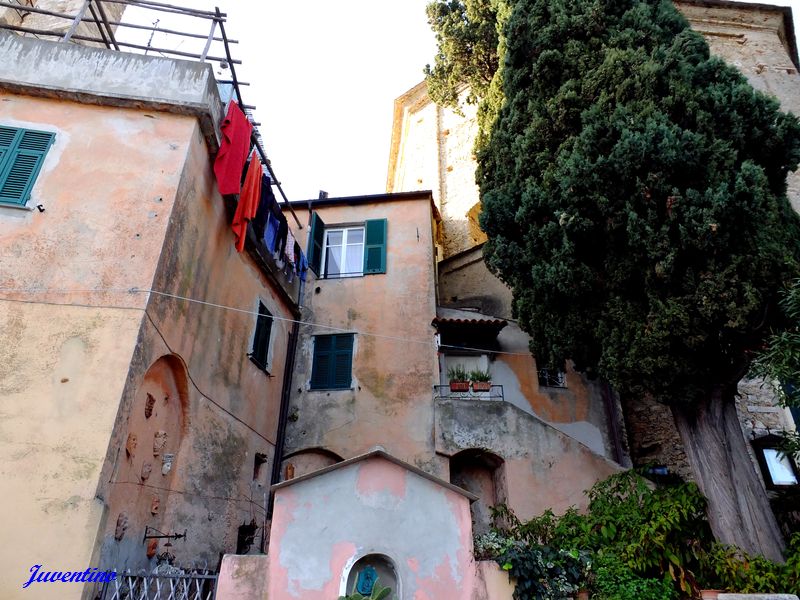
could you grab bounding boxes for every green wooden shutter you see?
[363,219,387,274]
[331,334,354,389]
[251,302,273,368]
[310,335,334,389]
[308,212,326,276]
[0,127,55,206]
[310,334,353,389]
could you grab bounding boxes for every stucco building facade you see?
[0,30,300,598]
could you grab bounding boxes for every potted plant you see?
[470,369,492,392]
[448,365,470,392]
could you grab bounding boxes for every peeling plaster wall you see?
[96,121,296,572]
[267,457,475,600]
[0,303,141,600]
[0,92,190,598]
[436,399,624,520]
[438,289,623,462]
[286,198,443,476]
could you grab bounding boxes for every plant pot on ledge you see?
[471,381,492,392]
[449,381,470,392]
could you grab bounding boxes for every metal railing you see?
[0,0,303,229]
[94,565,217,600]
[433,384,504,401]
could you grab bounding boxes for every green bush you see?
[591,553,677,600]
[481,471,800,598]
[699,534,800,594]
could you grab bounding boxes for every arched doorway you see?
[449,449,505,535]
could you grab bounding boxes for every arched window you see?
[343,554,399,598]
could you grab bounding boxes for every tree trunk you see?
[671,385,785,561]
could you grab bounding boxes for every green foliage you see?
[469,368,492,381]
[338,579,392,600]
[592,553,677,600]
[424,0,500,108]
[473,0,800,407]
[480,471,800,596]
[447,364,469,381]
[485,471,711,596]
[750,279,800,441]
[498,544,589,600]
[699,535,800,594]
[424,0,509,147]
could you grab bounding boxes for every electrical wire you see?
[0,286,535,357]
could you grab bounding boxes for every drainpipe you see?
[267,319,300,520]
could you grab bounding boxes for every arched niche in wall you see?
[449,449,505,535]
[107,354,189,558]
[343,554,399,598]
[281,447,344,480]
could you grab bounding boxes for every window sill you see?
[0,202,34,212]
[248,355,273,377]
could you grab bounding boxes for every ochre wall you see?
[96,121,297,572]
[0,92,192,599]
[286,197,443,475]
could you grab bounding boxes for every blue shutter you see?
[363,219,387,274]
[250,302,273,369]
[331,334,354,389]
[308,212,326,276]
[310,334,353,390]
[0,127,55,206]
[310,335,334,389]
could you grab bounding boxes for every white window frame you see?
[322,226,364,278]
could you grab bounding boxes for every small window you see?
[310,334,354,390]
[752,434,800,490]
[250,301,273,371]
[323,226,364,277]
[538,368,567,388]
[308,213,387,278]
[0,125,55,206]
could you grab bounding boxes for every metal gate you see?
[94,567,217,600]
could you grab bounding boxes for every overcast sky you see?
[120,1,798,202]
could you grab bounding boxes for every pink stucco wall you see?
[266,456,475,600]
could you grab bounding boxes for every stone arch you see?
[341,553,400,598]
[282,447,344,480]
[449,449,506,535]
[105,354,190,563]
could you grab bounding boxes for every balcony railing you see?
[433,384,504,401]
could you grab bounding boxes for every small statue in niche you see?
[141,461,153,481]
[114,513,128,541]
[153,430,167,456]
[144,393,156,419]
[161,453,174,475]
[356,566,378,595]
[150,495,160,515]
[125,433,137,458]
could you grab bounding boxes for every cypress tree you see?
[429,0,800,559]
